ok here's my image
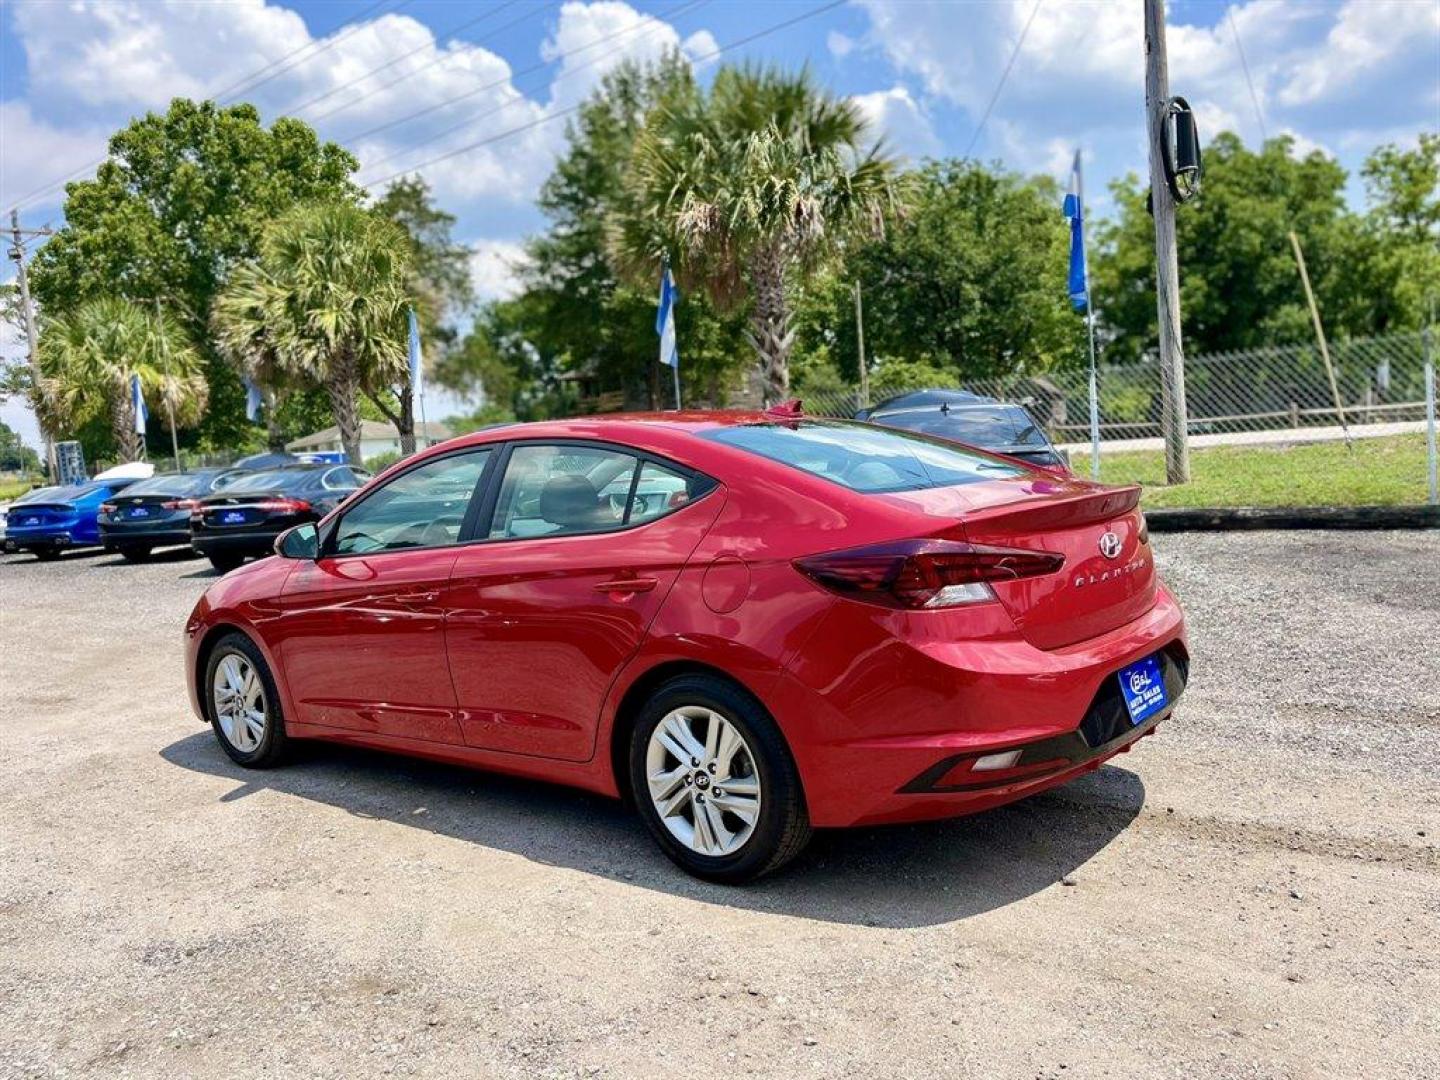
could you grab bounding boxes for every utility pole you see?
[853,281,869,411]
[1143,0,1191,484]
[8,209,55,480]
[153,296,184,471]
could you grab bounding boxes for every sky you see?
[2,0,1438,451]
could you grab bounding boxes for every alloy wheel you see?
[645,706,762,856]
[212,652,266,753]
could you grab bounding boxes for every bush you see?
[364,450,404,473]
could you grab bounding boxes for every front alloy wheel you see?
[204,632,289,768]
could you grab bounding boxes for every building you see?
[285,420,452,462]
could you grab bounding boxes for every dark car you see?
[98,468,235,562]
[190,464,369,573]
[857,390,1069,469]
[5,480,139,560]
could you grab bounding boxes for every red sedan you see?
[184,410,1188,882]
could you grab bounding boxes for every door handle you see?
[594,577,658,595]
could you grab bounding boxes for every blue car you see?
[5,480,138,560]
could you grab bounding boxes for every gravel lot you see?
[1,531,1436,1079]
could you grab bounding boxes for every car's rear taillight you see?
[99,503,117,515]
[793,539,1064,610]
[163,498,200,511]
[1137,512,1150,546]
[255,498,311,513]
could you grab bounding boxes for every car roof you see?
[867,389,998,415]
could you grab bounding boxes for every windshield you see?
[120,473,208,497]
[877,405,1050,449]
[701,421,1027,493]
[221,469,310,493]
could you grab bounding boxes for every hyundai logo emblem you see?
[1099,531,1123,559]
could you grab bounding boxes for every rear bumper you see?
[7,527,83,549]
[99,520,191,546]
[192,529,284,557]
[776,585,1189,827]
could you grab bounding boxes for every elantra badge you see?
[1099,531,1123,559]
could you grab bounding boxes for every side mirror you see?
[275,522,319,559]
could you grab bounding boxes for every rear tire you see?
[628,674,812,884]
[203,632,289,768]
[119,546,152,563]
[207,553,244,573]
[32,547,60,562]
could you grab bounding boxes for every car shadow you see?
[95,546,201,567]
[160,730,1147,928]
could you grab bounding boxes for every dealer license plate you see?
[1117,655,1167,725]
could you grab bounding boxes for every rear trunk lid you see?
[874,475,1155,650]
[6,502,77,528]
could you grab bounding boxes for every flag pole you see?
[672,362,682,411]
[1077,148,1102,480]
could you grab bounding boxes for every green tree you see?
[29,99,360,447]
[1092,132,1367,361]
[1345,133,1440,332]
[611,64,903,402]
[212,203,412,464]
[36,297,207,462]
[796,160,1081,383]
[0,419,42,474]
[445,55,748,412]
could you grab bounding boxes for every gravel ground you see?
[1,531,1436,1079]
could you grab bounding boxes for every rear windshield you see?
[878,405,1050,450]
[222,469,311,493]
[120,473,208,497]
[701,421,1027,493]
[32,483,108,502]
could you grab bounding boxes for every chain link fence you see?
[802,331,1433,454]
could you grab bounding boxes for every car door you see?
[443,441,722,762]
[275,447,496,744]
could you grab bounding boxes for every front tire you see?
[629,674,811,884]
[203,632,289,768]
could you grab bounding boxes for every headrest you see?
[539,473,603,528]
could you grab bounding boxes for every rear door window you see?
[488,444,638,539]
[701,420,1027,492]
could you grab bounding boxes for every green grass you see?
[0,478,42,502]
[1070,434,1433,508]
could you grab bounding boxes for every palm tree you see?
[213,203,412,464]
[211,263,298,452]
[36,297,207,462]
[611,65,903,403]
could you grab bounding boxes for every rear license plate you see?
[20,516,38,525]
[1117,655,1167,725]
[129,507,151,518]
[221,510,247,525]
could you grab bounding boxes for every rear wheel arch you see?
[607,659,795,807]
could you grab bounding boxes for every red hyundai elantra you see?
[184,410,1188,882]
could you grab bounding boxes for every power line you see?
[961,0,1043,160]
[10,0,411,211]
[1227,9,1269,142]
[362,0,848,191]
[343,0,706,151]
[354,0,711,180]
[296,0,541,121]
[216,0,415,103]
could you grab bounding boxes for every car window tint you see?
[627,461,694,524]
[333,450,491,554]
[118,473,207,497]
[489,444,637,540]
[702,420,1027,492]
[222,469,309,493]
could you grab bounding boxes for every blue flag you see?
[243,377,264,423]
[656,261,679,369]
[408,308,424,398]
[130,373,148,436]
[1063,150,1088,312]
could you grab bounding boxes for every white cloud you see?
[855,0,1439,169]
[0,102,110,211]
[468,240,528,302]
[682,29,721,68]
[851,86,940,159]
[827,31,856,59]
[5,0,717,224]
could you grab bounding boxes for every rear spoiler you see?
[959,484,1142,537]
